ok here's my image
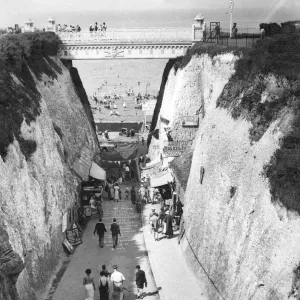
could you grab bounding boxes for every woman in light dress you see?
[83,269,96,300]
[109,182,114,201]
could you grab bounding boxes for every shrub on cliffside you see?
[216,32,300,214]
[0,32,62,161]
[0,32,61,67]
[259,23,281,36]
[217,32,300,142]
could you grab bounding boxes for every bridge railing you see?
[58,27,192,43]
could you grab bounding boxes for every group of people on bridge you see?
[89,22,107,32]
[57,24,81,33]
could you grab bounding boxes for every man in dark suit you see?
[93,218,107,247]
[110,218,121,250]
[135,265,147,299]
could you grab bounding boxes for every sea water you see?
[72,8,266,97]
[73,59,168,97]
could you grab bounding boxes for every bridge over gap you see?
[57,14,260,60]
[58,27,194,60]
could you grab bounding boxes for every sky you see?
[0,0,299,28]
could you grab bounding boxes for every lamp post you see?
[229,0,234,38]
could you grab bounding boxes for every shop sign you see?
[163,141,191,157]
[160,115,170,125]
[66,227,82,246]
[181,116,199,127]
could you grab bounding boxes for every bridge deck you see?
[58,27,191,44]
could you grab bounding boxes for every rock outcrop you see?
[149,36,300,299]
[0,56,98,300]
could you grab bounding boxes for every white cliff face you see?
[0,57,98,300]
[148,54,237,161]
[149,53,300,299]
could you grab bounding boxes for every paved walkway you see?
[51,183,159,300]
[141,203,208,300]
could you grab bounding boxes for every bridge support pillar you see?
[192,13,206,43]
[61,59,73,69]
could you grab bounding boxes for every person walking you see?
[135,265,147,299]
[149,212,159,241]
[96,202,103,219]
[111,265,125,300]
[164,210,174,239]
[123,101,127,111]
[125,187,130,200]
[109,182,114,201]
[139,185,146,203]
[214,23,221,39]
[149,208,156,221]
[131,186,136,204]
[83,269,96,300]
[98,271,109,300]
[125,165,131,181]
[114,183,120,202]
[232,23,238,38]
[149,187,155,203]
[119,188,122,201]
[158,207,166,230]
[141,137,144,145]
[93,218,107,248]
[260,27,266,39]
[110,218,121,250]
[101,264,111,278]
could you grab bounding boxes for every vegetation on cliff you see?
[216,32,300,215]
[173,43,240,74]
[0,32,61,161]
[217,33,300,142]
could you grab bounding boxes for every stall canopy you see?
[150,170,173,188]
[89,162,106,180]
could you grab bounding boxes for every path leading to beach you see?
[51,183,159,300]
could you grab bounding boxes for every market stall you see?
[81,162,106,217]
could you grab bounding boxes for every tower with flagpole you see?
[229,0,234,38]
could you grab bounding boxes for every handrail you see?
[180,221,227,300]
[58,28,192,43]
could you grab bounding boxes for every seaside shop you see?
[62,148,107,253]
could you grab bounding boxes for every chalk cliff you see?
[149,35,300,299]
[0,53,98,299]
